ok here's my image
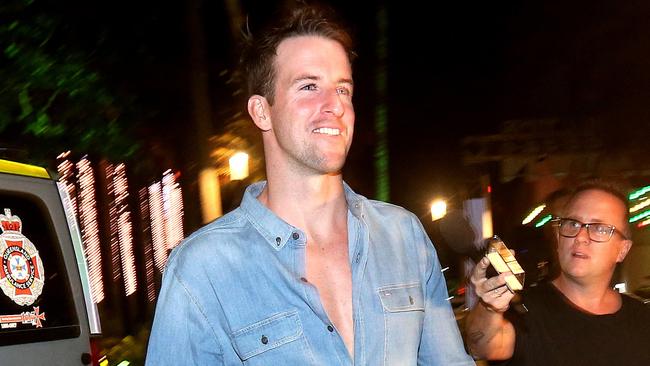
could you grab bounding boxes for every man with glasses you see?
[464,180,650,365]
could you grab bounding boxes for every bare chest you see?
[306,239,352,302]
[305,235,354,354]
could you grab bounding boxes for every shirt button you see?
[275,237,281,246]
[292,232,299,240]
[327,325,334,332]
[300,277,308,283]
[261,335,268,344]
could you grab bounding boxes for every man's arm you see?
[413,217,475,365]
[465,256,517,360]
[146,267,224,365]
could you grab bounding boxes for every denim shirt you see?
[146,181,473,365]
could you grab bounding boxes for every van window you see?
[0,191,80,346]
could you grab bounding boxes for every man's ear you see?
[248,95,271,131]
[616,240,633,263]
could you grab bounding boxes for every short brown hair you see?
[240,4,356,104]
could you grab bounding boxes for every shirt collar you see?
[240,181,297,250]
[240,181,366,250]
[343,181,365,219]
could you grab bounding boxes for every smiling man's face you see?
[264,35,355,176]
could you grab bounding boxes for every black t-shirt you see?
[505,282,650,366]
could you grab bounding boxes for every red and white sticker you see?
[0,306,46,328]
[0,209,45,306]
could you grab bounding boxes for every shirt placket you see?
[291,228,352,366]
[349,204,369,366]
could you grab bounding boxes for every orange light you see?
[430,199,447,221]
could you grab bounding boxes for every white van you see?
[0,159,101,365]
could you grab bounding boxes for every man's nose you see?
[574,225,591,244]
[322,90,344,117]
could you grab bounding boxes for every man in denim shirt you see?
[146,4,474,365]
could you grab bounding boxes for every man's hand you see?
[470,256,516,313]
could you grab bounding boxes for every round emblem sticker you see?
[0,209,45,306]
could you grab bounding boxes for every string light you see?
[106,163,138,296]
[76,157,105,303]
[57,155,78,216]
[59,153,185,302]
[162,170,184,250]
[139,188,157,303]
[149,182,166,271]
[148,170,185,271]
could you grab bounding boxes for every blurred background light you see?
[534,214,553,228]
[522,204,546,225]
[430,199,447,221]
[229,151,249,181]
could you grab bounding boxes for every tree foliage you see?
[0,0,138,165]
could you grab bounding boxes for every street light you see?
[430,199,447,221]
[229,152,249,181]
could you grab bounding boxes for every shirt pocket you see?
[377,283,425,365]
[378,282,425,312]
[231,310,303,361]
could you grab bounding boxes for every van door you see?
[0,171,96,365]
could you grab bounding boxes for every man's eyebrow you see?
[292,75,319,85]
[567,216,607,224]
[339,78,354,86]
[291,75,354,86]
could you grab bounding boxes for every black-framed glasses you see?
[555,218,627,242]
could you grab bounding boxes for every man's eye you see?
[336,87,351,96]
[568,221,581,229]
[594,224,610,234]
[301,84,317,91]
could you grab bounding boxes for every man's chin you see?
[311,155,347,175]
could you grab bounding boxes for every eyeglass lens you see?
[559,219,614,242]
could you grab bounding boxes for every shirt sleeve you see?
[412,216,475,366]
[145,266,225,366]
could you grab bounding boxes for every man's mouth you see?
[572,251,589,259]
[313,127,341,136]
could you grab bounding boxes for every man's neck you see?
[258,174,348,233]
[552,275,620,314]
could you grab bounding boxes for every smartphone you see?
[485,236,525,292]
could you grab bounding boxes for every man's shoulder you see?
[191,207,249,237]
[186,208,249,242]
[357,195,419,222]
[622,293,650,314]
[345,183,414,216]
[166,208,250,266]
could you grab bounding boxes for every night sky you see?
[58,0,650,219]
